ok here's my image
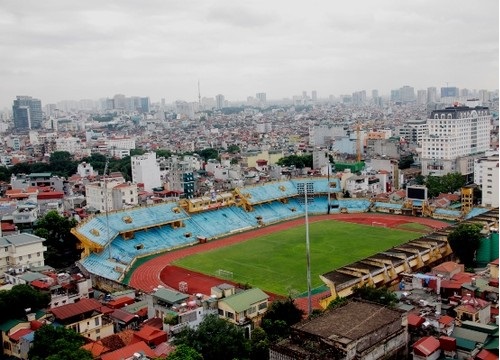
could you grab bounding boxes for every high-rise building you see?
[215,94,225,110]
[400,86,416,103]
[311,90,317,102]
[421,105,491,179]
[440,87,459,98]
[427,87,437,103]
[474,155,499,208]
[256,92,266,105]
[12,96,43,130]
[417,90,427,105]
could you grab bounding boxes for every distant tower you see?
[12,96,43,130]
[198,80,202,108]
[216,94,225,109]
[311,90,317,102]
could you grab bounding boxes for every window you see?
[95,317,100,326]
[28,254,31,259]
[218,309,224,316]
[19,256,22,261]
[37,252,40,257]
[226,311,234,319]
[258,302,267,310]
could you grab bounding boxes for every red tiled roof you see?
[134,325,166,342]
[100,340,157,360]
[82,341,110,357]
[1,223,16,231]
[476,349,499,360]
[110,309,136,323]
[107,296,134,309]
[50,298,101,320]
[438,315,455,325]
[9,328,33,342]
[408,313,425,327]
[491,258,499,265]
[37,191,64,199]
[433,261,461,273]
[413,336,440,357]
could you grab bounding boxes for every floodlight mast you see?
[304,187,312,317]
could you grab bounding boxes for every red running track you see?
[128,213,449,295]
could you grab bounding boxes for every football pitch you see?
[173,220,420,295]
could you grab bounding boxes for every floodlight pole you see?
[327,156,331,215]
[304,189,312,317]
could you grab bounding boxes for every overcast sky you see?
[0,0,498,108]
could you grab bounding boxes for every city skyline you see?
[0,0,498,109]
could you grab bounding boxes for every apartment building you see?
[474,155,499,208]
[421,105,491,178]
[0,234,47,278]
[85,181,138,212]
[131,152,161,192]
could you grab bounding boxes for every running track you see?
[128,213,449,296]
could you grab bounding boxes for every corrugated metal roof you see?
[219,288,269,313]
[3,233,45,246]
[50,298,102,320]
[154,288,189,305]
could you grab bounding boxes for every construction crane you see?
[356,120,362,162]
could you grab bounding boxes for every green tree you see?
[425,172,466,198]
[0,284,50,323]
[33,211,79,268]
[167,344,203,360]
[398,155,414,170]
[130,149,146,156]
[249,327,269,360]
[326,296,348,310]
[448,223,483,267]
[10,162,33,175]
[173,314,250,360]
[276,154,313,168]
[198,148,219,162]
[0,165,11,182]
[227,145,240,154]
[49,151,77,177]
[351,285,398,307]
[156,149,172,159]
[29,325,92,360]
[261,297,304,342]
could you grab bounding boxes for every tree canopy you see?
[198,148,219,162]
[29,325,93,360]
[261,297,304,342]
[425,172,465,198]
[448,223,483,268]
[33,210,79,268]
[276,154,313,169]
[351,285,398,307]
[166,345,203,360]
[173,314,250,360]
[0,284,50,323]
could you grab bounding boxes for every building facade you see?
[0,234,47,278]
[421,106,491,178]
[131,152,162,192]
[12,96,43,130]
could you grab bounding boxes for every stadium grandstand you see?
[72,178,492,284]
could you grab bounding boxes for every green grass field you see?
[173,220,420,295]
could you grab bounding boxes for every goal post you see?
[216,269,234,279]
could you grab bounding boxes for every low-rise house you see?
[455,294,491,325]
[0,312,46,360]
[49,298,114,341]
[216,286,269,336]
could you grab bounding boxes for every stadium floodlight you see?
[297,181,314,317]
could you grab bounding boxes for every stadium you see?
[72,178,497,308]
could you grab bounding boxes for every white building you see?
[474,155,499,208]
[394,119,428,146]
[131,152,162,192]
[85,181,138,212]
[77,162,96,178]
[421,106,491,177]
[0,234,47,278]
[55,136,83,154]
[106,136,136,150]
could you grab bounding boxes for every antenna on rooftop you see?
[198,80,202,108]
